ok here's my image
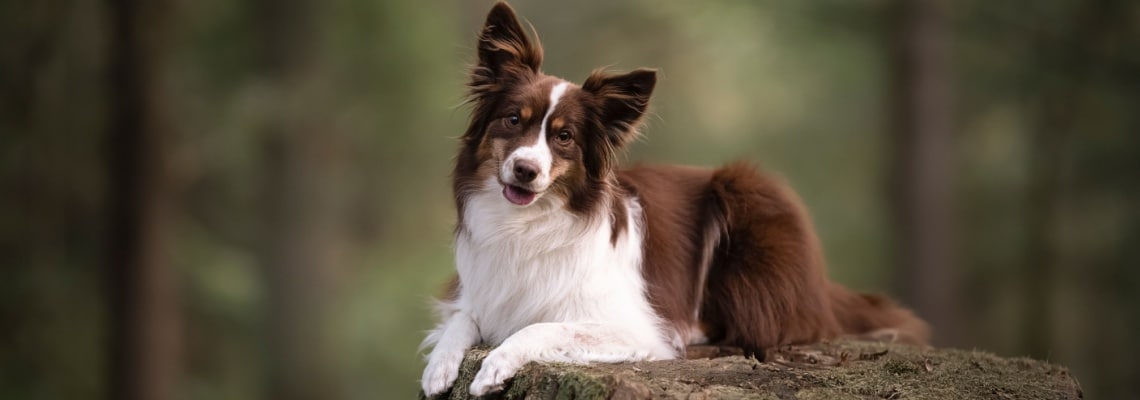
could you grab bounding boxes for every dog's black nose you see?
[513,160,539,183]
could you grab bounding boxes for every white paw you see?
[469,349,524,396]
[422,350,464,397]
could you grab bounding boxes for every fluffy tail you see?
[828,283,931,345]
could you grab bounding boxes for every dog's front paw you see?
[422,350,465,397]
[469,348,524,396]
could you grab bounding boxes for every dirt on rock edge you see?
[421,340,1083,400]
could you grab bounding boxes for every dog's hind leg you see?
[700,162,843,358]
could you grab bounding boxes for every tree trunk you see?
[426,341,1082,399]
[887,0,960,346]
[255,0,342,398]
[104,0,181,399]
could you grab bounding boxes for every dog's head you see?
[454,2,656,214]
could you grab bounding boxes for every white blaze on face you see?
[502,82,570,191]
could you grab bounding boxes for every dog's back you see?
[622,162,930,357]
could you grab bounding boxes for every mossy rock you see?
[421,340,1082,399]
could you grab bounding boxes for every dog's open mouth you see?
[503,184,537,206]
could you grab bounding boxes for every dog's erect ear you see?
[476,2,542,79]
[583,68,657,147]
[463,3,542,142]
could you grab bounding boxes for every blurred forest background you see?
[2,0,1138,398]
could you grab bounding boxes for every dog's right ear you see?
[474,2,543,82]
[463,3,542,142]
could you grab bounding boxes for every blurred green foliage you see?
[1,0,1138,399]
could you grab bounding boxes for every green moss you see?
[883,359,920,375]
[502,365,612,400]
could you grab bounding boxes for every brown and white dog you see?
[421,2,929,396]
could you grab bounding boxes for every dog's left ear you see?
[583,68,657,147]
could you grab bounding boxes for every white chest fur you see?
[454,178,672,355]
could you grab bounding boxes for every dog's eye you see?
[507,113,520,126]
[556,130,573,143]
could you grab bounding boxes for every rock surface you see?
[421,340,1082,399]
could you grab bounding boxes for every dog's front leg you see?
[421,309,479,397]
[469,322,659,396]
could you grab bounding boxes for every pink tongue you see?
[503,185,537,206]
